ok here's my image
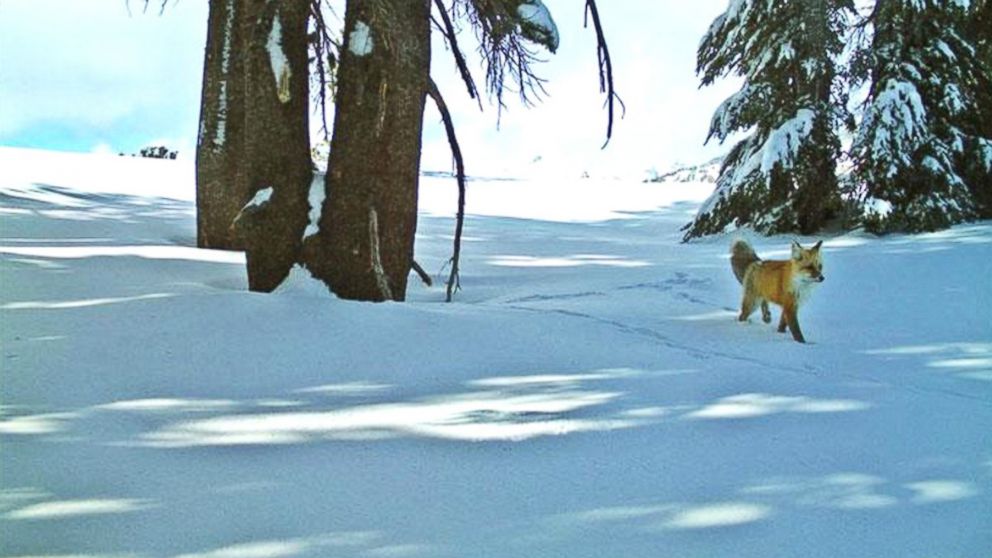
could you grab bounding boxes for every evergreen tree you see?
[300,0,433,302]
[195,0,312,285]
[969,0,992,61]
[191,0,615,299]
[195,0,251,250]
[236,0,313,292]
[302,0,612,301]
[961,0,992,217]
[851,0,992,232]
[684,0,854,241]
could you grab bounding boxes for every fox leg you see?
[782,301,806,343]
[739,293,756,322]
[761,301,771,323]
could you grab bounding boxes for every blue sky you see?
[0,0,738,177]
[0,1,206,155]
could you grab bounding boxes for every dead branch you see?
[433,0,482,109]
[426,78,467,302]
[411,260,433,286]
[309,0,340,142]
[130,0,171,16]
[584,0,624,147]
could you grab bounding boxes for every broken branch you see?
[426,77,467,302]
[584,0,624,147]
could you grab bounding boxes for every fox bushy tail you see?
[730,239,760,284]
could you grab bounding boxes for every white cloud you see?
[663,502,772,530]
[4,498,153,520]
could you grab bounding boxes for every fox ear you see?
[812,240,823,251]
[791,240,803,260]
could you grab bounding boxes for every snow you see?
[246,186,274,208]
[707,83,769,142]
[934,39,957,62]
[695,109,818,222]
[864,197,894,218]
[977,138,992,171]
[367,207,393,300]
[859,78,928,176]
[302,173,325,240]
[266,12,291,103]
[348,21,374,57]
[759,108,815,173]
[2,148,992,557]
[214,0,236,147]
[943,82,966,115]
[517,0,559,53]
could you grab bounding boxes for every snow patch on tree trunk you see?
[348,21,374,57]
[368,207,393,301]
[231,186,274,228]
[267,13,292,103]
[245,187,274,209]
[207,0,237,150]
[303,173,325,240]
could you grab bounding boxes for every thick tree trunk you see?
[195,0,250,250]
[236,0,312,292]
[303,0,432,302]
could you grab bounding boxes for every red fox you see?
[731,239,824,343]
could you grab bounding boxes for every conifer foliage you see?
[684,0,854,240]
[851,0,992,232]
[686,0,992,239]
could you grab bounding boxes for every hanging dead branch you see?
[584,0,624,147]
[424,0,622,300]
[309,0,340,142]
[412,260,433,286]
[131,0,172,16]
[433,0,482,108]
[426,78,467,302]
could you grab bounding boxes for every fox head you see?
[791,240,825,283]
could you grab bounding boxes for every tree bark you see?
[236,0,313,292]
[195,0,250,250]
[303,0,432,302]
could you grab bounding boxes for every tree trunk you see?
[195,0,250,250]
[236,0,313,292]
[303,0,432,302]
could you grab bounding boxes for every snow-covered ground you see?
[1,147,990,557]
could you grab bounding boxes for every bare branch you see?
[433,0,482,108]
[584,0,624,147]
[426,78,467,302]
[411,260,433,286]
[127,0,172,16]
[309,0,340,143]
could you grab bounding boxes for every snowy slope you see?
[646,157,721,184]
[1,147,990,558]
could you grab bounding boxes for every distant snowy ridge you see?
[646,157,722,184]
